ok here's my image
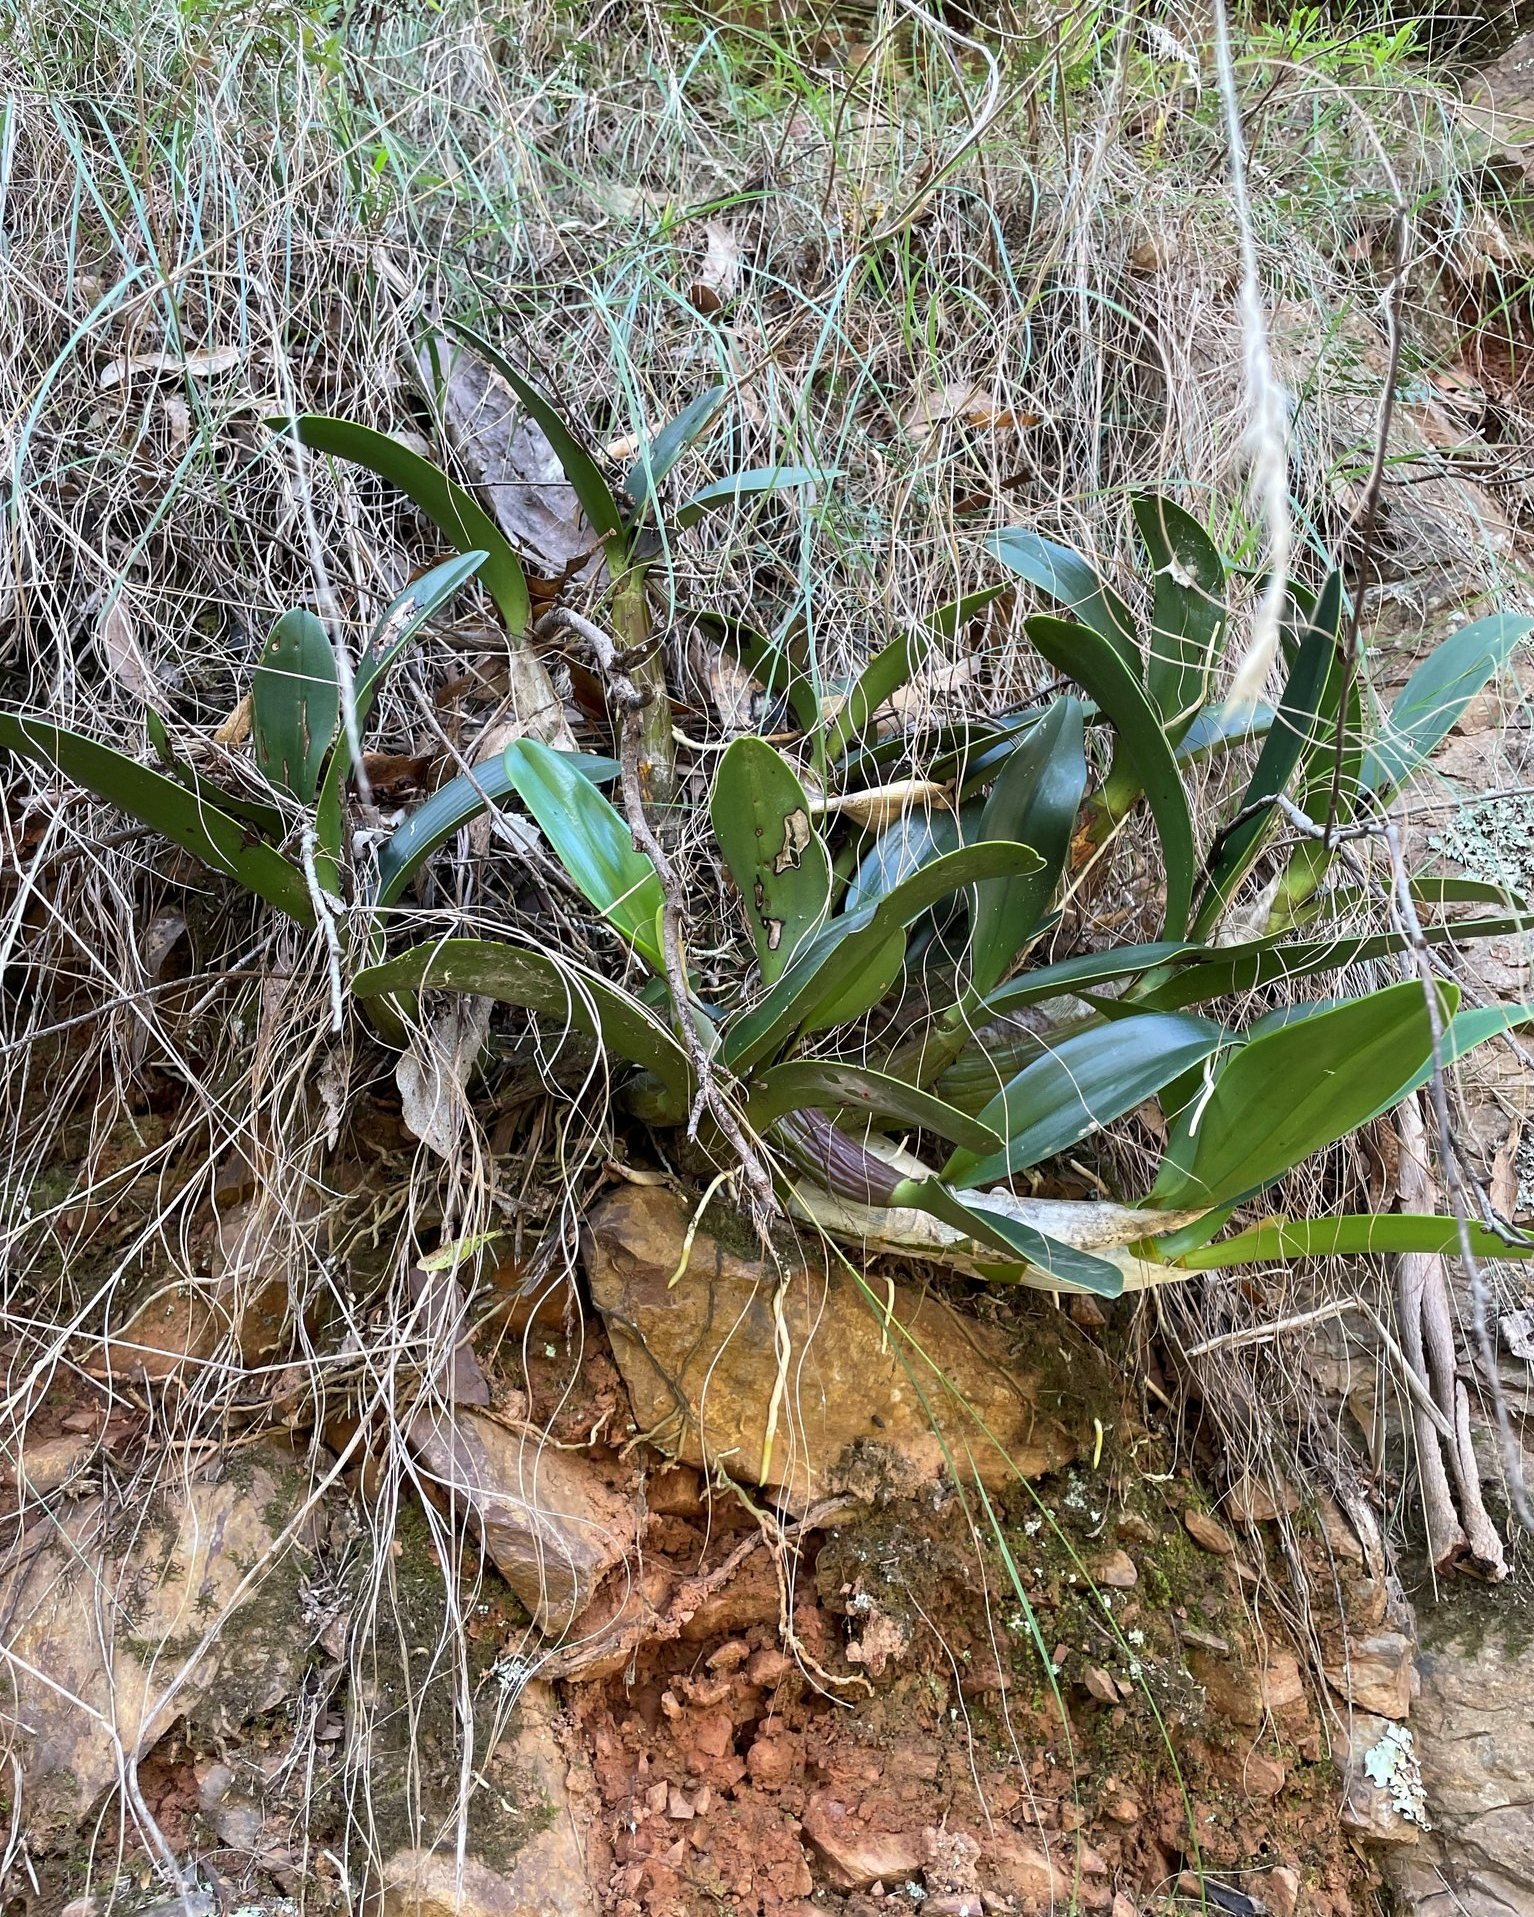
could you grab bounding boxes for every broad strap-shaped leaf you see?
[1133,494,1226,743]
[626,384,726,511]
[675,466,837,529]
[1129,913,1532,1011]
[724,840,1044,1074]
[352,937,693,1118]
[710,738,831,982]
[745,1060,1002,1155]
[945,1011,1223,1188]
[1363,612,1534,801]
[503,738,666,971]
[0,714,314,925]
[987,527,1139,669]
[1174,700,1273,763]
[251,609,339,803]
[822,589,1004,766]
[1148,979,1457,1210]
[889,1177,1126,1296]
[1366,1000,1534,1123]
[1026,615,1195,935]
[1192,572,1343,939]
[441,321,626,561]
[702,612,822,735]
[1173,1212,1534,1271]
[981,940,1203,1019]
[374,749,622,906]
[270,415,530,634]
[968,696,1088,995]
[315,551,489,862]
[145,711,286,840]
[843,807,964,915]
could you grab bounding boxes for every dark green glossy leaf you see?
[702,612,822,735]
[270,415,530,634]
[675,466,836,530]
[1173,1212,1534,1270]
[1192,572,1343,939]
[1025,615,1195,935]
[724,840,1044,1073]
[981,941,1204,1019]
[1363,612,1534,800]
[1133,494,1226,743]
[352,937,693,1117]
[627,384,726,510]
[969,697,1087,995]
[145,713,286,840]
[824,628,934,763]
[987,527,1139,669]
[0,714,313,924]
[1148,979,1456,1210]
[843,807,964,914]
[890,1177,1126,1296]
[1175,701,1273,763]
[441,322,625,557]
[251,609,338,803]
[945,1011,1223,1187]
[503,739,665,970]
[744,1060,1002,1154]
[710,738,831,982]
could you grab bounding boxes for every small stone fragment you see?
[1105,1793,1141,1824]
[1265,1865,1302,1917]
[1185,1509,1236,1555]
[1084,1666,1120,1705]
[1226,1472,1299,1524]
[1323,1630,1417,1721]
[1093,1548,1138,1589]
[1112,1894,1138,1917]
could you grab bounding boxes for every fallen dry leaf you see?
[1491,1119,1522,1218]
[904,379,1037,434]
[397,996,493,1159]
[98,599,155,701]
[98,345,241,389]
[689,221,743,315]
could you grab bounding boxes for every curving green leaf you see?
[441,321,625,559]
[1363,612,1534,801]
[824,628,933,764]
[145,713,286,840]
[969,696,1087,995]
[352,937,693,1118]
[270,415,530,634]
[889,1177,1126,1296]
[945,1011,1223,1188]
[1148,979,1457,1210]
[1173,1212,1534,1271]
[0,714,313,925]
[702,612,822,735]
[987,527,1139,669]
[502,738,665,970]
[1191,572,1343,939]
[980,940,1202,1019]
[627,384,726,511]
[745,1060,1002,1154]
[1133,494,1226,743]
[1025,614,1195,935]
[724,840,1044,1074]
[675,466,837,530]
[844,807,964,914]
[251,609,338,803]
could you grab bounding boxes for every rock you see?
[1189,1648,1306,1728]
[1264,1866,1302,1917]
[583,1186,1081,1505]
[1083,1666,1119,1705]
[1104,1793,1141,1824]
[977,1830,1077,1906]
[1339,1715,1428,1847]
[1184,1509,1236,1555]
[379,1681,599,1917]
[1225,1472,1299,1524]
[408,1406,632,1635]
[800,1791,923,1888]
[1112,1895,1138,1917]
[1093,1548,1138,1589]
[0,1445,317,1840]
[7,1432,93,1498]
[1382,1629,1534,1917]
[1324,1630,1416,1721]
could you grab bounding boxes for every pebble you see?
[1184,1508,1236,1556]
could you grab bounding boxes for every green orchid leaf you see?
[251,609,339,803]
[1173,1212,1534,1270]
[980,940,1204,1019]
[1133,494,1226,743]
[745,1060,1002,1155]
[1025,614,1195,935]
[1364,612,1534,801]
[441,322,626,560]
[987,527,1139,670]
[945,1011,1223,1188]
[1192,571,1343,939]
[0,714,314,925]
[843,807,964,915]
[702,612,822,735]
[145,715,286,840]
[270,415,530,634]
[724,840,1044,1074]
[627,384,726,511]
[891,1177,1126,1296]
[502,738,666,971]
[823,628,934,764]
[352,937,693,1119]
[969,696,1088,995]
[675,466,837,530]
[710,738,831,982]
[1148,978,1457,1210]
